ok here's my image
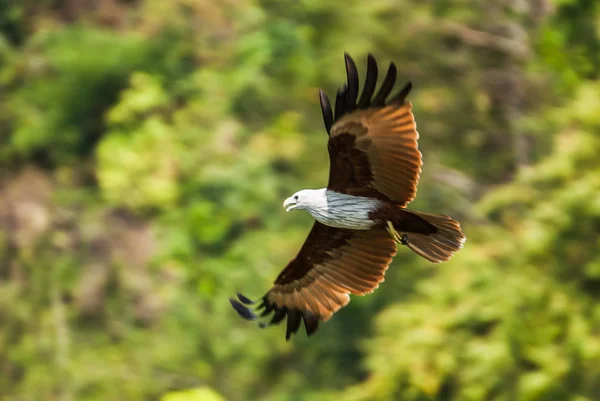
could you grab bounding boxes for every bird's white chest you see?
[307,190,381,230]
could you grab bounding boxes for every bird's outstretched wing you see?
[320,54,422,207]
[230,222,397,340]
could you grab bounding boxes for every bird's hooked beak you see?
[283,197,297,212]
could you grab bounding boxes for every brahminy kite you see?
[231,54,466,340]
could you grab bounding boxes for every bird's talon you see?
[386,221,402,243]
[386,221,396,237]
[386,221,409,245]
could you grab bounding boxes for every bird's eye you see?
[294,195,299,201]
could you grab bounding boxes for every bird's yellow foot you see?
[386,221,409,245]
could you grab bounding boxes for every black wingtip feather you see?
[285,310,302,341]
[259,302,274,317]
[303,312,319,336]
[270,307,287,325]
[371,62,397,107]
[358,53,378,108]
[390,80,412,104]
[319,89,333,134]
[230,299,257,320]
[237,292,255,305]
[344,53,359,113]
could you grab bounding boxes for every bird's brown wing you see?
[230,222,397,340]
[320,54,422,207]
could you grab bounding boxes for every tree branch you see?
[438,20,531,60]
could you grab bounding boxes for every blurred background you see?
[1,0,599,400]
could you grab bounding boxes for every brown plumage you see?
[230,53,466,340]
[327,101,421,205]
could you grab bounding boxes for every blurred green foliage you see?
[0,1,599,400]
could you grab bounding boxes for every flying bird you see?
[230,53,466,340]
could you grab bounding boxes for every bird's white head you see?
[283,189,326,212]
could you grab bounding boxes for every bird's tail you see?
[401,211,466,263]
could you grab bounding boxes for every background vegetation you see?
[0,0,599,400]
